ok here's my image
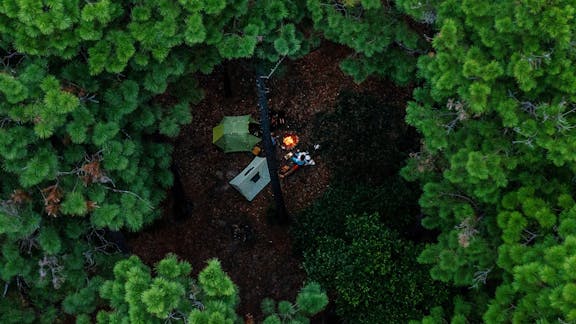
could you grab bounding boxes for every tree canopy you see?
[1,0,576,323]
[0,0,317,321]
[401,0,576,322]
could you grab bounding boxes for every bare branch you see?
[512,127,536,148]
[2,282,8,298]
[0,200,19,217]
[19,235,39,255]
[260,56,286,80]
[102,186,153,210]
[38,255,65,289]
[440,192,479,210]
[522,229,539,246]
[470,266,493,289]
[86,228,122,256]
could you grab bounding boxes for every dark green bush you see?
[292,132,442,322]
[293,178,420,251]
[303,213,450,323]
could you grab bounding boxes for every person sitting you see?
[292,151,315,166]
[281,152,315,178]
[292,153,306,166]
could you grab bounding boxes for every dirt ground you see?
[127,41,409,320]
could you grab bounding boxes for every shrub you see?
[293,178,420,251]
[303,213,450,323]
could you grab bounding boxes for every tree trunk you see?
[170,163,194,222]
[223,61,233,98]
[105,230,131,255]
[256,64,289,224]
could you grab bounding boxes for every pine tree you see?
[306,0,427,83]
[98,254,199,323]
[0,1,321,321]
[401,0,576,322]
[97,255,326,323]
[261,282,329,324]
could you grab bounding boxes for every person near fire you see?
[291,151,315,166]
[280,151,315,178]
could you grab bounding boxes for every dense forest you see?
[1,0,575,323]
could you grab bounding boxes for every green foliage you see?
[99,255,183,322]
[307,0,427,83]
[0,1,531,321]
[60,192,88,216]
[301,213,449,323]
[0,73,29,103]
[0,296,36,324]
[37,225,62,255]
[62,277,104,315]
[98,255,242,324]
[261,282,328,323]
[0,0,256,319]
[294,156,447,323]
[295,282,329,315]
[0,221,122,323]
[197,259,236,298]
[83,249,321,324]
[402,0,576,322]
[1,0,216,320]
[294,181,422,253]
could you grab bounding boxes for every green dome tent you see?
[212,115,261,153]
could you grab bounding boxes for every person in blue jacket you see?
[291,151,315,166]
[281,151,315,178]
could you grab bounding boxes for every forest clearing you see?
[128,41,410,318]
[1,1,576,323]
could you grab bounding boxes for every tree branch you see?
[261,56,286,80]
[2,282,8,298]
[102,186,153,210]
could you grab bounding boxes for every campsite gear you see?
[230,156,271,201]
[213,115,261,153]
[279,164,300,179]
[270,110,286,130]
[251,146,261,156]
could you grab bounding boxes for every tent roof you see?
[229,157,270,201]
[213,115,260,153]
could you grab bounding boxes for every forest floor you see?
[127,41,408,320]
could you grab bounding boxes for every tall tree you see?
[306,0,428,83]
[256,63,289,223]
[0,0,314,321]
[97,254,327,323]
[400,0,576,322]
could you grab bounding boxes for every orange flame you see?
[283,136,295,146]
[282,134,299,149]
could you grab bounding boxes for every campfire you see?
[282,133,299,150]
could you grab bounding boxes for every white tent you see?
[229,157,270,201]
